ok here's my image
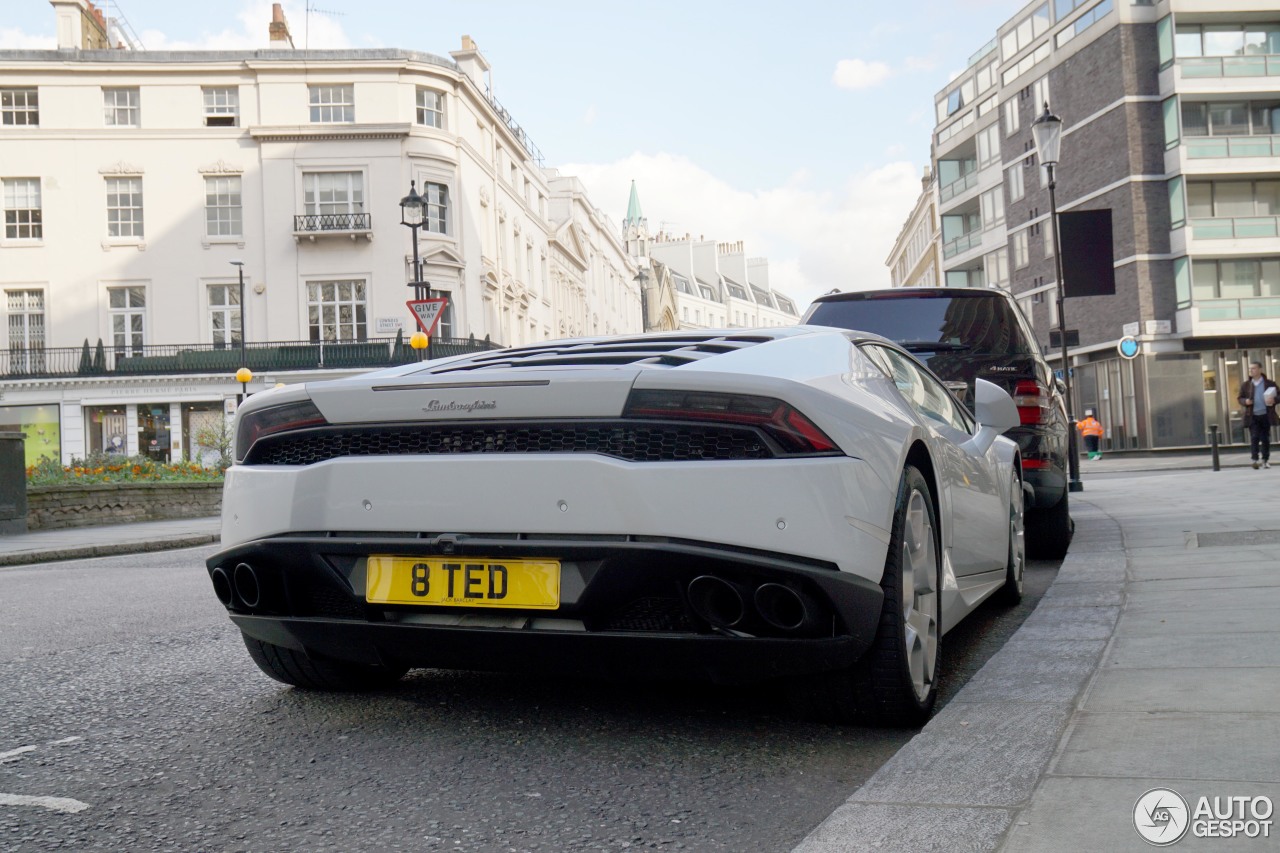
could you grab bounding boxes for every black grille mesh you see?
[246,421,774,466]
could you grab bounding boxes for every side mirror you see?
[964,378,1020,455]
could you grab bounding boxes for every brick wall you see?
[27,482,224,530]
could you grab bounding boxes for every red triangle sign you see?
[406,298,448,336]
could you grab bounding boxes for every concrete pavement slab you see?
[792,802,1013,853]
[1118,607,1280,636]
[1012,605,1119,641]
[949,639,1107,705]
[1036,581,1124,607]
[1103,632,1280,669]
[1052,711,1280,782]
[1086,667,1280,714]
[1123,585,1280,612]
[1002,777,1280,853]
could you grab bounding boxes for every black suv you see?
[803,287,1072,558]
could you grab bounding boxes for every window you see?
[1176,24,1280,58]
[1055,0,1114,49]
[303,172,364,218]
[3,178,42,240]
[422,182,448,234]
[108,286,146,355]
[416,88,443,128]
[434,292,454,339]
[6,289,45,364]
[985,248,1010,289]
[207,284,241,347]
[1182,99,1280,137]
[977,123,1001,167]
[1013,230,1030,268]
[1191,258,1280,300]
[1188,180,1280,218]
[309,85,354,123]
[726,282,749,300]
[103,88,139,127]
[1003,99,1021,136]
[1032,78,1051,115]
[106,177,144,238]
[307,280,367,342]
[1007,162,1025,202]
[204,176,242,237]
[871,345,971,433]
[1001,3,1050,60]
[981,186,1005,228]
[0,88,38,126]
[202,87,239,127]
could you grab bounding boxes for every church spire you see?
[624,180,643,228]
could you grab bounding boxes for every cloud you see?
[582,105,597,126]
[559,153,923,310]
[904,56,938,72]
[132,2,356,50]
[0,27,55,49]
[833,58,892,91]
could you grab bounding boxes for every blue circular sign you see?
[1118,336,1140,360]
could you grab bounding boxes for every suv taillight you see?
[1012,380,1051,426]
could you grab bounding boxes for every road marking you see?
[0,794,90,814]
[0,746,36,763]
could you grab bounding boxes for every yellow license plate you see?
[365,556,560,609]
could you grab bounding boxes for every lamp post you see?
[400,180,433,361]
[1032,102,1083,493]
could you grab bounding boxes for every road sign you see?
[1049,328,1080,348]
[406,298,448,336]
[1117,335,1140,360]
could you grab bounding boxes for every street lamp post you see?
[400,181,433,361]
[1032,102,1083,493]
[229,260,250,402]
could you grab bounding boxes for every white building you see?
[886,166,944,288]
[0,1,640,465]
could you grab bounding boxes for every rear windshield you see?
[805,293,1034,356]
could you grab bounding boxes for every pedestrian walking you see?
[1077,410,1104,460]
[1237,361,1279,469]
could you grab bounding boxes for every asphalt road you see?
[0,546,1058,852]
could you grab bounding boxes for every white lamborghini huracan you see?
[207,326,1025,726]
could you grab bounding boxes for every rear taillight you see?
[623,389,838,455]
[1012,380,1051,426]
[235,400,328,463]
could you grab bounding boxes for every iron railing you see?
[2,336,502,380]
[293,212,372,232]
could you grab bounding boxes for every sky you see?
[3,0,1019,311]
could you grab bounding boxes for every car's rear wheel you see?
[788,465,940,727]
[996,469,1026,605]
[242,633,408,691]
[1027,488,1072,559]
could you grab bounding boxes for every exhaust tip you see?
[210,566,234,608]
[233,562,261,610]
[688,575,746,628]
[754,583,809,632]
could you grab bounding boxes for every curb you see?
[0,534,220,568]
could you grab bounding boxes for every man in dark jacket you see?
[1238,361,1279,469]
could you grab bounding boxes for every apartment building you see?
[929,0,1280,450]
[0,1,640,465]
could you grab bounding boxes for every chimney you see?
[269,3,294,48]
[450,35,492,89]
[49,0,108,50]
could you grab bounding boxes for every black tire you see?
[1026,487,1072,560]
[788,465,940,727]
[996,470,1026,606]
[242,633,408,691]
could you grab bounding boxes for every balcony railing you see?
[1190,216,1280,240]
[1179,55,1280,79]
[293,212,372,232]
[1196,297,1280,322]
[942,232,980,259]
[939,171,979,203]
[1,336,502,380]
[1185,135,1280,159]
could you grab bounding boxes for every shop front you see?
[0,403,61,466]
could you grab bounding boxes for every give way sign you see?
[406,298,448,336]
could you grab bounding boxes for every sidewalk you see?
[796,455,1280,851]
[0,516,220,567]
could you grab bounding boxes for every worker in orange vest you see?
[1077,409,1104,460]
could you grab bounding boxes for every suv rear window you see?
[805,292,1034,357]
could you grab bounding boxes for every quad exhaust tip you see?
[687,575,823,635]
[210,566,234,608]
[233,562,262,610]
[687,575,746,629]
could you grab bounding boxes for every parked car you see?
[803,287,1072,558]
[207,326,1025,726]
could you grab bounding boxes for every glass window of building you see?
[1013,230,1029,268]
[202,88,238,127]
[1007,163,1025,202]
[416,88,444,128]
[309,85,354,123]
[307,280,367,342]
[424,182,448,234]
[1003,99,1020,135]
[106,177,144,237]
[0,88,38,126]
[103,87,139,127]
[207,283,241,347]
[303,172,364,217]
[3,178,42,240]
[204,176,242,237]
[108,286,146,354]
[6,289,44,373]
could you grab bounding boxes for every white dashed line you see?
[0,794,90,814]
